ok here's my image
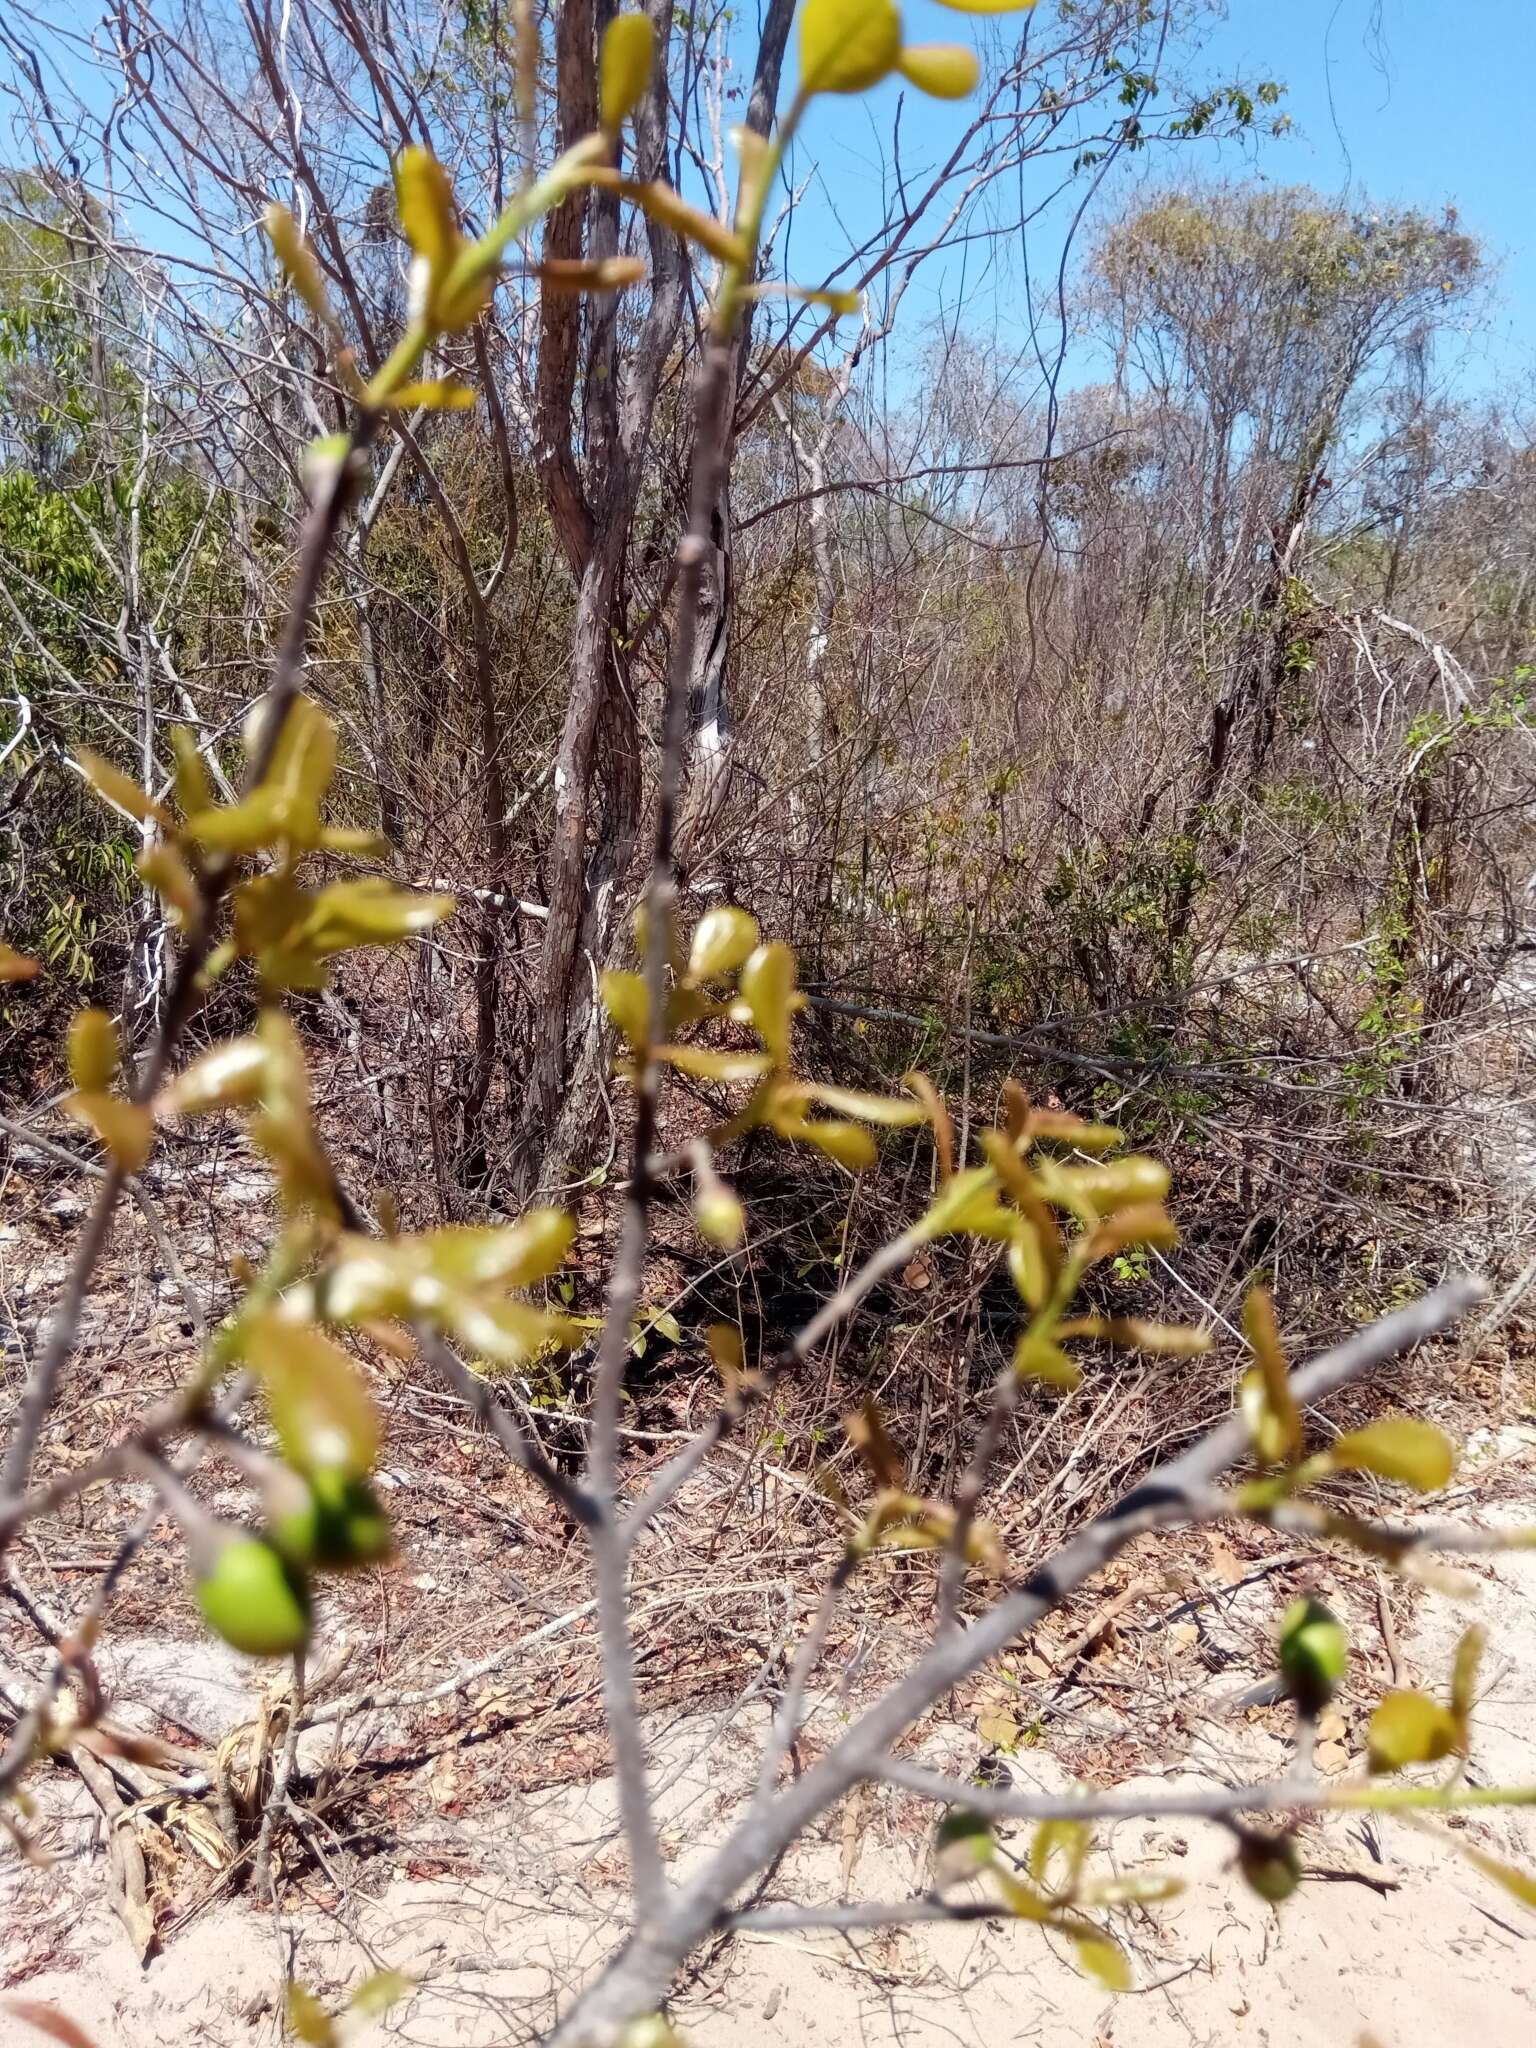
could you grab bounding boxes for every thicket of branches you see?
[1,2,1534,2043]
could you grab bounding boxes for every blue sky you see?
[1198,0,1533,393]
[3,1,1528,404]
[775,0,1533,406]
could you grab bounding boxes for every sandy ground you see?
[4,1434,1535,2048]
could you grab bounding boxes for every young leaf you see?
[63,1093,154,1172]
[896,44,980,99]
[421,1209,575,1289]
[243,1314,380,1479]
[1242,1287,1302,1462]
[1367,1689,1459,1772]
[1450,1622,1486,1740]
[1085,1204,1177,1261]
[655,1045,771,1084]
[805,1080,927,1125]
[264,205,338,332]
[1070,1930,1131,1992]
[1014,1334,1082,1391]
[796,1118,879,1170]
[168,726,214,817]
[1030,1816,1089,1892]
[75,748,169,827]
[595,174,750,267]
[1007,1220,1048,1310]
[1047,1155,1170,1216]
[599,12,656,132]
[991,1866,1053,1921]
[688,905,760,980]
[1056,1315,1212,1356]
[161,1036,270,1115]
[347,1971,413,2019]
[4,2000,105,2048]
[1331,1417,1455,1493]
[705,1322,745,1383]
[539,256,649,292]
[922,1164,1016,1240]
[800,0,902,95]
[67,1008,119,1092]
[0,941,39,982]
[394,147,459,281]
[383,380,478,410]
[694,1182,746,1249]
[1460,1842,1536,1912]
[601,968,651,1052]
[284,1983,337,2048]
[738,940,797,1063]
[846,1399,905,1489]
[905,1070,954,1179]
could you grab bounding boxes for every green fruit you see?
[196,1536,312,1657]
[1238,1832,1301,1903]
[1278,1597,1348,1711]
[273,1471,392,1571]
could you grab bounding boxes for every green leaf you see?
[1367,1689,1459,1772]
[1238,1832,1300,1902]
[1278,1597,1348,1711]
[800,0,902,96]
[197,1536,312,1659]
[896,44,980,99]
[1331,1417,1455,1493]
[600,13,656,132]
[933,1807,994,1883]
